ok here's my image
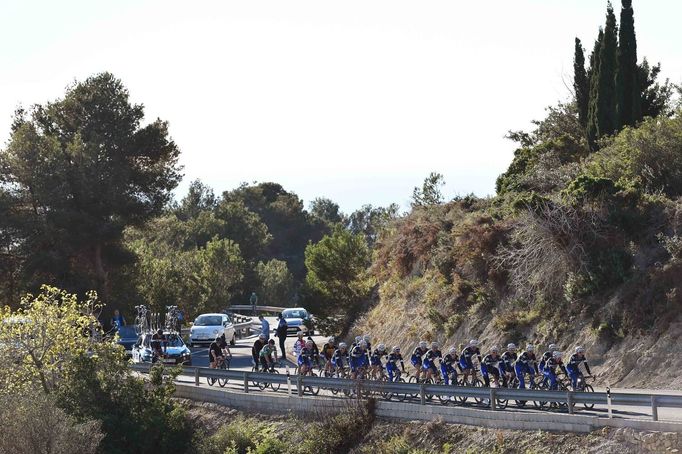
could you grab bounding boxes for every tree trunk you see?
[93,243,109,303]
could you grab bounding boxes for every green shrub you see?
[299,401,375,454]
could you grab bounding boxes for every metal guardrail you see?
[130,364,682,421]
[229,305,287,313]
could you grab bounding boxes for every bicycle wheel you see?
[456,377,469,404]
[305,371,320,395]
[582,384,595,409]
[472,378,485,405]
[407,375,420,398]
[270,369,281,392]
[206,376,216,386]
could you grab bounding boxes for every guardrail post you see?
[651,396,658,421]
[297,375,303,397]
[194,368,200,386]
[567,392,574,414]
[243,372,249,393]
[419,383,426,405]
[490,388,496,411]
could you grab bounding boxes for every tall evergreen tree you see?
[617,0,640,127]
[586,29,603,150]
[574,38,589,129]
[587,3,619,150]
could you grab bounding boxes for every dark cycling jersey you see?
[539,350,553,370]
[322,342,336,360]
[252,339,265,362]
[544,357,567,374]
[566,353,591,375]
[410,346,427,364]
[386,352,405,369]
[423,348,442,369]
[515,351,537,368]
[442,353,458,367]
[370,350,387,366]
[501,351,517,372]
[209,341,223,362]
[332,348,349,367]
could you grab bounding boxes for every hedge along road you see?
[180,331,682,424]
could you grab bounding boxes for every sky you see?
[1,1,680,213]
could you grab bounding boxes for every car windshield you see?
[117,326,137,338]
[194,315,223,326]
[283,309,307,319]
[163,334,185,347]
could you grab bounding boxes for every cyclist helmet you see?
[268,339,275,345]
[553,351,563,359]
[431,342,440,349]
[575,346,585,354]
[393,346,401,353]
[339,342,347,349]
[448,347,457,355]
[328,336,335,344]
[359,340,367,348]
[306,340,314,347]
[490,345,500,353]
[469,339,479,347]
[526,344,534,352]
[355,335,362,344]
[419,341,428,349]
[548,343,557,350]
[157,329,163,335]
[297,331,304,338]
[215,336,222,342]
[363,334,371,342]
[507,343,517,351]
[259,333,266,340]
[377,343,386,352]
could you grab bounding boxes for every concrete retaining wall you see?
[174,383,682,434]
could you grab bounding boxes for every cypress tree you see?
[617,0,641,127]
[586,29,603,150]
[587,3,619,150]
[574,38,589,129]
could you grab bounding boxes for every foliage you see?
[303,226,373,333]
[0,393,103,454]
[586,114,682,197]
[0,73,181,304]
[616,0,640,128]
[412,172,445,207]
[256,259,294,307]
[0,285,102,394]
[347,203,400,248]
[574,38,590,128]
[298,401,376,454]
[310,197,344,227]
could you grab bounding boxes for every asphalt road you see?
[188,317,326,369]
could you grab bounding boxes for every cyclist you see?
[481,345,502,387]
[363,334,372,364]
[151,329,166,362]
[252,333,267,371]
[331,342,349,375]
[386,346,406,382]
[459,339,482,384]
[307,335,321,369]
[543,350,567,390]
[500,343,518,387]
[298,339,316,376]
[209,336,224,369]
[566,346,592,390]
[350,340,368,379]
[351,335,362,349]
[410,341,429,381]
[440,347,459,385]
[422,342,442,382]
[539,343,558,372]
[321,337,336,374]
[514,344,537,389]
[370,343,387,379]
[219,333,232,365]
[292,332,306,358]
[259,339,279,372]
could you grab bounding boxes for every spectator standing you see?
[259,315,270,341]
[110,309,126,331]
[275,313,288,361]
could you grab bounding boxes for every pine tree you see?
[617,0,641,127]
[586,29,603,150]
[573,38,589,129]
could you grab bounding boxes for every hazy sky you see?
[1,1,680,212]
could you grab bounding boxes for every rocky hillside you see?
[353,109,682,389]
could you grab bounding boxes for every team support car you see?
[131,332,192,365]
[115,325,140,357]
[189,313,236,347]
[282,308,313,335]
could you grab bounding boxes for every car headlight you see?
[212,329,218,335]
